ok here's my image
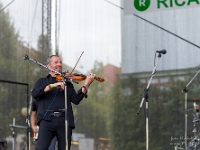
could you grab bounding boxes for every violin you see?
[55,73,105,82]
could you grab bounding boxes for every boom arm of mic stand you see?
[137,53,163,114]
[137,52,162,150]
[182,69,200,93]
[24,54,78,84]
[24,54,61,74]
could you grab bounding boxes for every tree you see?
[109,69,200,150]
[0,3,23,139]
[110,76,145,150]
[73,61,111,139]
[0,3,42,143]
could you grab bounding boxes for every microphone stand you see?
[9,119,27,150]
[182,68,200,150]
[62,76,69,150]
[137,52,163,150]
[26,90,33,150]
[23,54,78,150]
[11,118,15,150]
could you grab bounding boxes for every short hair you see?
[46,55,60,64]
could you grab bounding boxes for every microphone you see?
[23,54,29,60]
[156,49,167,54]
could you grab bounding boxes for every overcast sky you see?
[1,0,121,74]
[59,0,121,73]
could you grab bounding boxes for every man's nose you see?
[57,62,62,66]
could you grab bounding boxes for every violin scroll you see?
[95,76,105,82]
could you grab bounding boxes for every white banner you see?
[124,0,200,14]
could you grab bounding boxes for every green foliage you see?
[0,4,42,141]
[109,71,200,150]
[74,61,110,138]
[110,77,146,150]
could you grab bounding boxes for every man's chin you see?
[55,68,62,72]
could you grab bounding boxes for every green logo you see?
[134,0,151,11]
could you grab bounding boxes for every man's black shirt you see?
[31,74,86,128]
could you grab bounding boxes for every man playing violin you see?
[31,55,96,150]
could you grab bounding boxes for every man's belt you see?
[50,112,65,117]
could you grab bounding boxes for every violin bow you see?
[70,51,84,74]
[69,51,105,82]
